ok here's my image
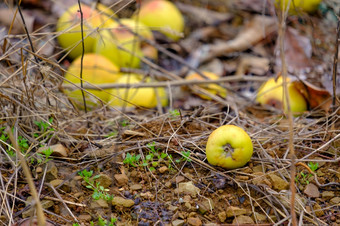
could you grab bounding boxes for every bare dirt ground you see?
[0,0,339,225]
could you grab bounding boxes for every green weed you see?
[78,169,113,201]
[308,162,318,172]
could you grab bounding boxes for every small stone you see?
[94,199,109,208]
[232,215,255,225]
[74,192,84,198]
[313,203,324,217]
[45,162,58,181]
[158,166,168,173]
[49,179,70,192]
[175,176,185,183]
[304,183,320,198]
[140,191,155,200]
[184,202,191,210]
[218,211,226,222]
[95,174,112,188]
[114,173,128,186]
[321,191,334,198]
[168,205,178,212]
[112,197,134,207]
[267,174,289,191]
[187,217,202,226]
[36,167,43,174]
[172,219,185,226]
[175,181,200,197]
[165,181,172,188]
[78,214,92,221]
[197,199,213,215]
[253,212,267,222]
[37,144,69,157]
[330,197,340,205]
[226,206,248,218]
[130,184,142,191]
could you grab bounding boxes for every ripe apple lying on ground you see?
[256,76,307,115]
[206,125,253,169]
[133,0,184,41]
[94,21,143,68]
[63,53,120,108]
[109,74,168,108]
[119,19,158,60]
[185,71,227,100]
[57,3,115,59]
[275,0,322,14]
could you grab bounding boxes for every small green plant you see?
[78,169,113,201]
[34,117,54,139]
[72,223,80,226]
[169,109,180,118]
[120,119,129,127]
[95,216,117,226]
[308,162,318,172]
[123,153,141,167]
[105,131,118,138]
[17,135,29,152]
[176,151,191,163]
[36,147,53,164]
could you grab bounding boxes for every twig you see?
[278,1,297,225]
[332,12,340,106]
[7,128,46,226]
[77,0,88,116]
[62,75,267,90]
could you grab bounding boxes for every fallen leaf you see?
[293,80,332,112]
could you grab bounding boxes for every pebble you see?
[267,174,289,191]
[226,206,248,218]
[130,184,142,191]
[330,197,340,205]
[304,183,320,198]
[171,219,185,226]
[95,173,112,188]
[37,143,69,157]
[175,176,185,183]
[321,191,334,198]
[232,215,255,224]
[114,173,129,186]
[112,196,135,207]
[187,217,202,226]
[158,166,168,173]
[78,214,92,221]
[218,211,226,222]
[175,181,200,197]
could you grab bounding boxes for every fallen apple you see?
[133,0,184,41]
[185,71,227,100]
[94,21,144,68]
[206,125,253,169]
[63,53,120,108]
[256,76,307,114]
[275,0,322,14]
[57,3,115,59]
[119,18,158,60]
[109,74,168,108]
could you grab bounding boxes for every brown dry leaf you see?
[275,27,312,72]
[293,80,332,112]
[201,15,277,63]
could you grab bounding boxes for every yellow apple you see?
[119,19,158,60]
[63,53,120,108]
[185,71,227,100]
[275,0,322,14]
[133,0,184,41]
[94,22,143,68]
[256,76,307,114]
[57,3,115,59]
[109,74,168,108]
[206,125,253,169]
